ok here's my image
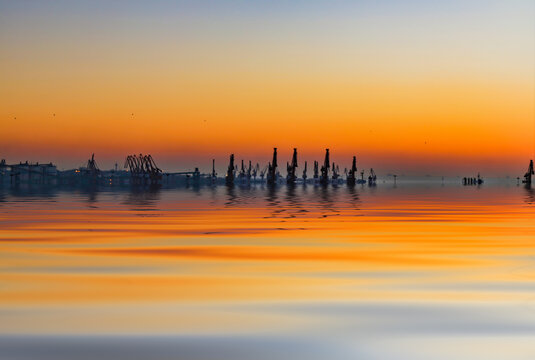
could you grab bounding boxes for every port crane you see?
[210,159,217,183]
[267,148,278,185]
[124,154,162,186]
[346,156,357,185]
[86,154,100,176]
[83,153,101,184]
[286,148,298,184]
[238,160,247,184]
[523,160,534,185]
[237,160,253,185]
[313,161,319,183]
[319,149,330,185]
[247,161,252,182]
[146,155,161,175]
[302,161,308,182]
[226,154,235,185]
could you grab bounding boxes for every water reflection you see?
[208,184,218,206]
[225,184,238,206]
[266,184,280,209]
[285,185,302,218]
[79,188,99,205]
[314,185,339,218]
[524,184,534,205]
[187,182,202,196]
[6,185,59,200]
[1,182,535,360]
[346,185,361,210]
[123,188,162,211]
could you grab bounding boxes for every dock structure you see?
[0,159,8,185]
[163,168,204,186]
[4,161,57,185]
[1,147,379,189]
[58,154,129,187]
[463,173,483,186]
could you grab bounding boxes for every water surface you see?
[1,182,534,359]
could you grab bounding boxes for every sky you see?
[1,0,534,175]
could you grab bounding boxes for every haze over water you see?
[1,181,534,359]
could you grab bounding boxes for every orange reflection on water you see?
[0,183,534,336]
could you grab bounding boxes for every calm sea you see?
[1,180,534,359]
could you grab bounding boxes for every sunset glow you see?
[1,1,534,174]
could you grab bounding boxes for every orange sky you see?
[1,1,534,175]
